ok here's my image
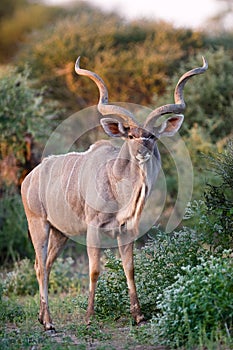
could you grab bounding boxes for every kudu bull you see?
[21,56,208,330]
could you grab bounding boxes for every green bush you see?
[0,298,26,323]
[0,280,27,324]
[204,140,233,248]
[135,229,210,318]
[0,66,58,165]
[0,190,32,264]
[150,252,233,348]
[49,257,82,294]
[2,257,83,296]
[95,229,210,320]
[2,258,37,296]
[95,249,129,320]
[184,140,233,251]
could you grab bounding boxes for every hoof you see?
[45,329,56,335]
[44,322,56,332]
[135,314,146,325]
[85,317,92,327]
[85,312,94,326]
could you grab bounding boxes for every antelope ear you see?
[100,118,128,138]
[154,114,184,138]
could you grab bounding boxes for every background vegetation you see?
[0,0,233,348]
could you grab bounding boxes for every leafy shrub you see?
[0,190,32,264]
[0,65,62,216]
[135,229,210,318]
[2,257,83,296]
[150,252,233,348]
[204,140,233,248]
[95,229,210,320]
[95,249,129,320]
[185,140,233,252]
[0,298,26,323]
[0,66,58,164]
[185,198,233,253]
[0,278,26,323]
[49,257,83,294]
[2,258,37,296]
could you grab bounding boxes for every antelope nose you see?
[138,148,148,157]
[136,151,151,164]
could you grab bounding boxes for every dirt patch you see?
[45,324,167,350]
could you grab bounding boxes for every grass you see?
[0,293,158,350]
[1,287,232,350]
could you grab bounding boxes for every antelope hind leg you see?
[46,227,68,275]
[86,245,101,324]
[28,217,55,331]
[40,227,68,330]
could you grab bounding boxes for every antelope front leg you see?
[118,240,144,324]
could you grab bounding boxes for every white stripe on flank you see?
[45,159,56,205]
[64,156,79,202]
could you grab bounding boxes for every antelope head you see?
[75,57,208,168]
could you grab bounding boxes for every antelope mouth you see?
[136,153,151,164]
